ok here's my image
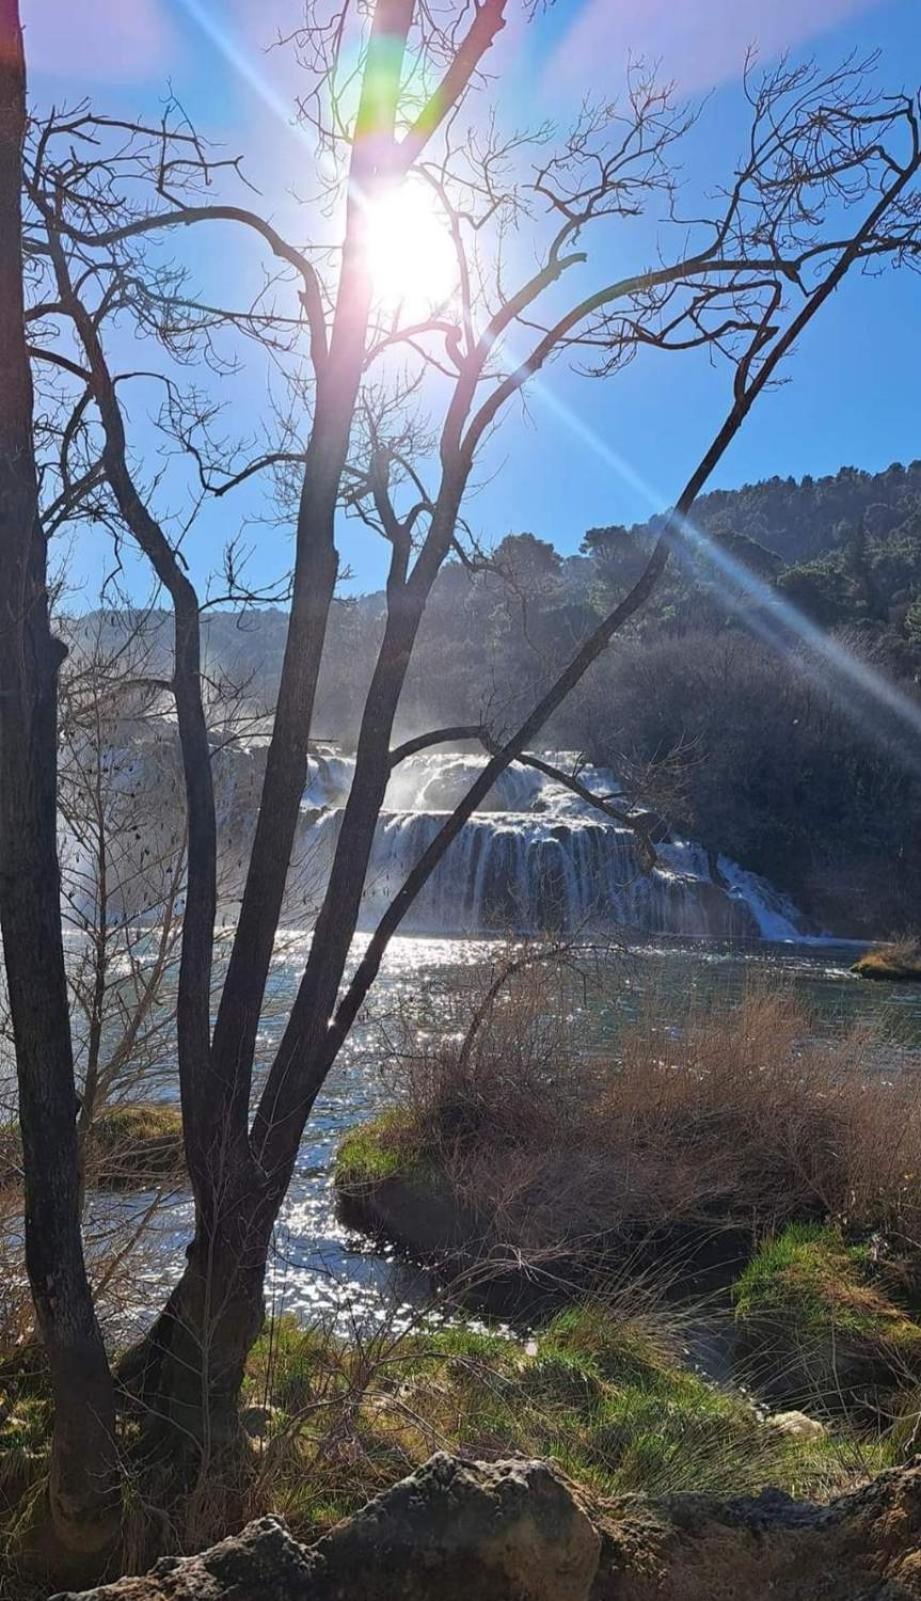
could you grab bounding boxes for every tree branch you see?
[397,0,508,172]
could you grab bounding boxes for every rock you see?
[51,1454,600,1601]
[53,1452,921,1601]
[591,1456,921,1600]
[767,1411,828,1441]
[49,1517,318,1601]
[308,1452,601,1601]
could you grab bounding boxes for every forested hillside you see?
[71,461,921,933]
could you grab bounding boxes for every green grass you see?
[0,1397,49,1458]
[0,1299,903,1553]
[334,1110,420,1189]
[92,1103,183,1145]
[244,1300,887,1541]
[734,1223,921,1348]
[0,1395,51,1516]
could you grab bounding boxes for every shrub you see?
[853,936,921,981]
[0,1102,185,1193]
[365,980,921,1272]
[85,1102,185,1187]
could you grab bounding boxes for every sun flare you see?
[364,181,457,316]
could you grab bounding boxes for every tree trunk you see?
[0,0,118,1567]
[119,1157,275,1460]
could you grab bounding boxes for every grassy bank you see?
[0,1102,184,1192]
[240,1303,892,1542]
[335,981,921,1439]
[6,981,921,1583]
[0,1296,896,1576]
[734,1224,921,1407]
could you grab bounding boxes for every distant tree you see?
[493,532,563,581]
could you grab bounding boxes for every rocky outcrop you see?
[50,1454,600,1601]
[49,1518,315,1601]
[592,1461,921,1600]
[309,1452,600,1601]
[51,1451,921,1601]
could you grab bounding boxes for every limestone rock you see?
[51,1454,600,1601]
[309,1452,601,1601]
[767,1410,828,1441]
[591,1456,921,1600]
[53,1452,921,1601]
[49,1517,317,1601]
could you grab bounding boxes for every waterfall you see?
[59,731,806,940]
[291,748,805,940]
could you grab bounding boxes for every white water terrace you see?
[57,728,803,939]
[291,746,804,941]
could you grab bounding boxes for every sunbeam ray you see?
[527,374,921,775]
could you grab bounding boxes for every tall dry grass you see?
[385,978,921,1263]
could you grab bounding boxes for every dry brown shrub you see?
[391,977,921,1263]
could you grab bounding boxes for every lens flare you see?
[173,0,921,781]
[527,373,921,775]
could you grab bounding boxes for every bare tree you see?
[0,0,118,1564]
[8,0,921,1550]
[56,615,187,1160]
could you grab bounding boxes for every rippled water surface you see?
[69,931,921,1341]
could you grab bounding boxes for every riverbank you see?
[0,1290,903,1591]
[334,984,921,1431]
[5,962,921,1590]
[0,1103,184,1192]
[853,936,921,981]
[335,985,921,1299]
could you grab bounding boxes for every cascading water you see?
[294,747,805,940]
[58,727,805,939]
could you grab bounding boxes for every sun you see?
[364,181,458,317]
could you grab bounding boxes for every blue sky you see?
[24,0,921,601]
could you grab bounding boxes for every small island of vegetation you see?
[853,937,921,982]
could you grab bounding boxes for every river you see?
[80,930,921,1343]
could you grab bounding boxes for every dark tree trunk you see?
[105,0,517,1452]
[0,0,118,1565]
[208,1,420,1122]
[120,1170,274,1458]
